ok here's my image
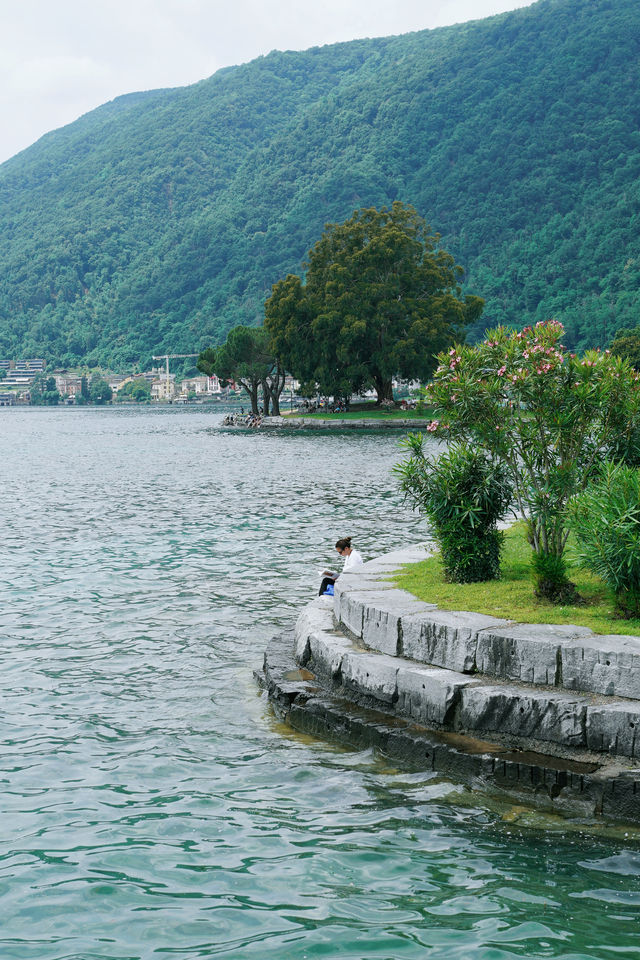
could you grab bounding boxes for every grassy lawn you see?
[292,403,434,420]
[394,521,640,636]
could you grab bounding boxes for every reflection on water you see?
[0,405,639,960]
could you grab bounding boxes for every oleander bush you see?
[425,321,640,601]
[568,462,640,618]
[395,436,512,583]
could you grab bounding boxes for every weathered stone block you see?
[294,596,334,663]
[458,684,587,748]
[308,632,354,680]
[358,556,413,575]
[334,590,381,638]
[586,702,640,758]
[335,573,395,595]
[333,577,395,638]
[396,664,479,726]
[401,610,507,672]
[475,623,591,686]
[362,590,436,656]
[365,545,433,568]
[563,635,640,699]
[340,651,399,704]
[600,776,640,824]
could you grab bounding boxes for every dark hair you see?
[335,537,352,551]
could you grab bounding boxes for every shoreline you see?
[232,415,434,430]
[259,544,640,828]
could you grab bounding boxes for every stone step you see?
[260,630,640,826]
[334,573,640,702]
[296,597,640,762]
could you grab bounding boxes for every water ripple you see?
[0,407,639,960]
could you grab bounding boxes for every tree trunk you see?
[240,379,260,414]
[264,362,285,416]
[373,376,394,404]
[261,382,271,416]
[271,362,285,415]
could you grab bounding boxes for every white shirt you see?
[342,548,364,572]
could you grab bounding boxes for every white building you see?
[180,375,221,396]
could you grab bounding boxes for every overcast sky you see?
[0,0,535,165]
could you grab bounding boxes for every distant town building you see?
[180,375,221,396]
[108,375,130,392]
[151,375,176,400]
[54,375,83,398]
[1,358,46,388]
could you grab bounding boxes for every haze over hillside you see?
[0,0,638,368]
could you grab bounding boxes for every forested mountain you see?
[0,0,638,368]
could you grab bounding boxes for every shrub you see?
[395,436,512,583]
[425,321,640,601]
[568,462,640,617]
[529,548,578,604]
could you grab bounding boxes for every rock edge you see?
[258,545,640,825]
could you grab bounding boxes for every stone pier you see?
[258,546,640,825]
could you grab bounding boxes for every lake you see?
[1,405,639,960]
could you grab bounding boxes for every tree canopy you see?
[197,326,284,414]
[610,326,640,371]
[117,378,151,401]
[89,375,113,405]
[30,375,60,406]
[266,203,482,402]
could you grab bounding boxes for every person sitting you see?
[318,537,364,596]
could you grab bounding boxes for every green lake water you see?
[1,405,639,960]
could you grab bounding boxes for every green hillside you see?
[0,0,638,368]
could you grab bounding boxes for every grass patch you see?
[394,521,640,636]
[296,404,435,421]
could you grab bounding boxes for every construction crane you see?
[152,354,199,395]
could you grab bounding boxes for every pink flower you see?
[497,366,507,376]
[426,420,439,432]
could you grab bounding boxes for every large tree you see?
[611,325,640,371]
[265,202,483,403]
[197,326,285,415]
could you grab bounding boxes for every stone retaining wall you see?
[259,416,433,430]
[260,543,640,825]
